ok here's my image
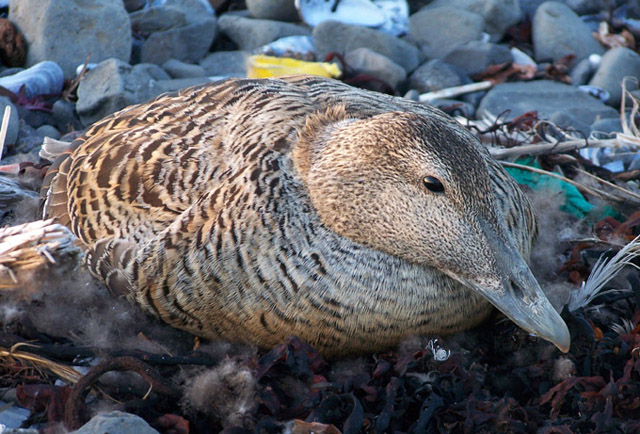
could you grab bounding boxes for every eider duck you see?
[41,75,570,357]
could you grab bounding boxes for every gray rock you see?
[404,89,420,101]
[162,59,205,78]
[139,17,218,65]
[160,0,214,18]
[0,97,19,146]
[17,105,51,129]
[560,0,608,15]
[124,0,145,12]
[532,1,604,64]
[409,60,464,94]
[313,21,421,73]
[589,46,640,107]
[72,411,159,434]
[247,0,299,21]
[590,117,622,134]
[519,0,547,18]
[9,0,131,78]
[429,98,476,117]
[35,124,61,140]
[442,41,512,76]
[219,14,309,51]
[76,58,156,126]
[570,57,594,86]
[460,90,487,107]
[409,7,484,59]
[549,111,591,137]
[148,77,212,98]
[477,80,618,127]
[426,0,521,41]
[199,51,247,77]
[344,48,407,90]
[134,63,172,81]
[12,120,44,155]
[130,5,187,32]
[51,99,83,132]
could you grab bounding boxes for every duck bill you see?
[464,221,571,353]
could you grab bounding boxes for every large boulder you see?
[246,0,299,21]
[313,21,421,73]
[218,15,309,52]
[131,0,217,65]
[532,1,604,64]
[199,51,247,77]
[344,48,407,90]
[425,0,521,41]
[477,80,618,129]
[409,7,484,59]
[442,41,512,76]
[589,47,640,107]
[9,0,131,78]
[76,58,156,126]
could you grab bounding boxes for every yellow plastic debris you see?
[247,55,341,79]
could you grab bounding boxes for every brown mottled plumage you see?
[41,75,569,357]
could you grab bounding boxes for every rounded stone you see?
[409,7,484,59]
[246,0,299,22]
[218,14,310,52]
[72,411,159,434]
[35,124,61,140]
[9,0,131,78]
[199,51,247,77]
[589,46,640,107]
[313,21,421,73]
[442,41,512,76]
[477,80,618,126]
[344,48,407,90]
[409,60,465,94]
[532,1,604,64]
[162,59,205,79]
[426,0,521,41]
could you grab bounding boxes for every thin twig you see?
[0,345,83,385]
[575,168,640,202]
[488,138,620,159]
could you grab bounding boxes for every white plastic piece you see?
[510,47,536,67]
[0,105,10,159]
[588,53,601,69]
[256,36,315,57]
[296,0,408,36]
[0,61,64,99]
[75,63,98,76]
[426,339,450,362]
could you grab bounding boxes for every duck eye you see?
[422,176,445,193]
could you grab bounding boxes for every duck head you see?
[293,107,570,352]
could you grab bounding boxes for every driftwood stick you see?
[488,139,620,159]
[575,168,640,202]
[419,81,493,102]
[0,105,12,159]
